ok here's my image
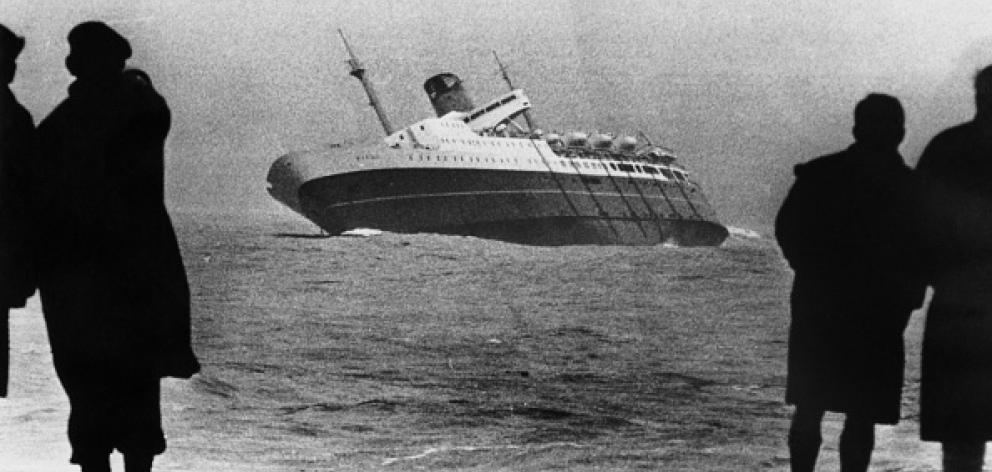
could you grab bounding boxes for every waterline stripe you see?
[326,189,692,210]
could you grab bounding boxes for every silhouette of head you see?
[0,24,25,85]
[65,21,130,80]
[852,93,905,149]
[975,64,992,118]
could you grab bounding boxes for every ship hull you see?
[293,168,728,246]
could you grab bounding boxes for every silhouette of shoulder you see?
[917,122,979,173]
[123,68,151,86]
[119,68,170,141]
[121,69,165,104]
[1,89,33,128]
[792,149,857,183]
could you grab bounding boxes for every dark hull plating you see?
[297,168,728,246]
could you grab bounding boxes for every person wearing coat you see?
[0,24,35,398]
[775,94,927,472]
[34,21,199,472]
[914,64,992,472]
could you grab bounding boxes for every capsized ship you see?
[266,33,729,246]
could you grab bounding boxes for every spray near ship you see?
[266,32,729,246]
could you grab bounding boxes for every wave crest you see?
[727,226,762,239]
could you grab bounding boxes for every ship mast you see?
[492,50,536,131]
[339,30,394,135]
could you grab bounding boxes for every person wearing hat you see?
[0,23,36,399]
[34,21,199,472]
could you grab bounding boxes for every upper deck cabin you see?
[380,84,695,184]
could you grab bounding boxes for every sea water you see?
[0,212,942,471]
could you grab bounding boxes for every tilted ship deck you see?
[266,34,728,246]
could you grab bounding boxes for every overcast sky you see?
[4,0,992,230]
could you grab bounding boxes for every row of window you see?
[408,153,516,165]
[435,140,686,178]
[399,153,691,183]
[440,137,531,148]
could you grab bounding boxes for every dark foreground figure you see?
[34,22,199,472]
[915,64,992,472]
[0,24,35,398]
[776,94,926,472]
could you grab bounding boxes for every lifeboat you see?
[565,131,588,148]
[544,132,564,149]
[616,135,638,152]
[590,133,613,149]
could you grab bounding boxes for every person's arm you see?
[775,173,820,271]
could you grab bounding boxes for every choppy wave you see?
[382,442,588,466]
[3,212,937,470]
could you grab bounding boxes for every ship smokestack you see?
[424,73,474,117]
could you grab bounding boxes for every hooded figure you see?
[915,64,992,471]
[34,21,199,471]
[0,23,35,398]
[775,94,927,472]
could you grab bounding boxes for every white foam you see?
[340,228,383,237]
[727,226,762,239]
[382,442,586,465]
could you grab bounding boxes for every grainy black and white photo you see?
[2,1,992,471]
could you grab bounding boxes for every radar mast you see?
[493,50,536,131]
[339,30,394,135]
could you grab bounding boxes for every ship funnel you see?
[424,73,475,117]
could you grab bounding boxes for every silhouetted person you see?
[915,64,992,472]
[34,21,199,472]
[0,24,35,398]
[775,94,926,472]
